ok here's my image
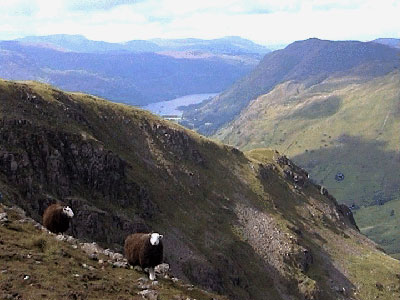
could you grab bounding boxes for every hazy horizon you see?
[0,0,399,47]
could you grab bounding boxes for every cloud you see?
[0,0,399,45]
[66,0,144,11]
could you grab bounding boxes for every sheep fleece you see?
[42,204,70,234]
[124,233,163,268]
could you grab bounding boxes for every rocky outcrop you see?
[0,122,157,248]
[152,124,206,166]
[275,154,309,188]
[274,153,360,232]
[337,204,359,231]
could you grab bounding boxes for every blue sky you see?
[0,0,399,46]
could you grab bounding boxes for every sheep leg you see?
[149,267,155,280]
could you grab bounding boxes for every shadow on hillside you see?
[292,135,400,207]
[287,95,342,120]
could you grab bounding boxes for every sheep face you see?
[150,233,163,246]
[62,206,74,218]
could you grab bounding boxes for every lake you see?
[144,93,218,116]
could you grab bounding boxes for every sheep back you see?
[43,204,71,234]
[124,233,163,268]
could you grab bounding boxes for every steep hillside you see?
[0,41,255,106]
[182,38,400,134]
[0,204,226,300]
[214,71,400,255]
[1,80,400,300]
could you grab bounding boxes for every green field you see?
[355,197,400,257]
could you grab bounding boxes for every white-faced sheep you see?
[124,232,163,280]
[42,203,74,234]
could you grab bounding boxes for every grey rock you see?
[138,289,158,300]
[0,212,8,223]
[155,263,170,275]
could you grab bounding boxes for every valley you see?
[0,37,259,107]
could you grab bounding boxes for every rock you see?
[337,204,359,231]
[81,242,102,256]
[112,261,128,268]
[134,266,143,272]
[0,212,8,223]
[138,289,158,300]
[320,186,328,195]
[155,263,169,275]
[88,253,98,261]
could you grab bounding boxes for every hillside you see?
[214,71,400,255]
[0,204,226,300]
[0,41,255,106]
[182,38,400,134]
[1,80,400,300]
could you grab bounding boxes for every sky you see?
[0,0,399,46]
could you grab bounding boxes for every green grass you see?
[354,196,400,256]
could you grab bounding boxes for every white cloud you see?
[0,0,399,45]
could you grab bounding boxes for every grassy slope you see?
[354,197,400,258]
[0,79,400,299]
[214,72,400,255]
[0,204,227,300]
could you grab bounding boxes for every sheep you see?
[124,232,163,280]
[42,203,74,234]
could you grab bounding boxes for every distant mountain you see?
[16,34,162,53]
[182,38,400,135]
[0,41,255,105]
[15,34,270,55]
[1,79,399,300]
[372,38,400,49]
[151,36,270,55]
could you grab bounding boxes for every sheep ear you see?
[159,234,163,239]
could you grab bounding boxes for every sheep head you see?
[62,206,74,218]
[150,233,163,245]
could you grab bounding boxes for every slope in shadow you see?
[293,135,400,207]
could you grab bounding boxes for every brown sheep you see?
[43,203,74,234]
[124,232,163,280]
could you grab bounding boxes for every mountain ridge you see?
[182,38,400,134]
[15,34,270,55]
